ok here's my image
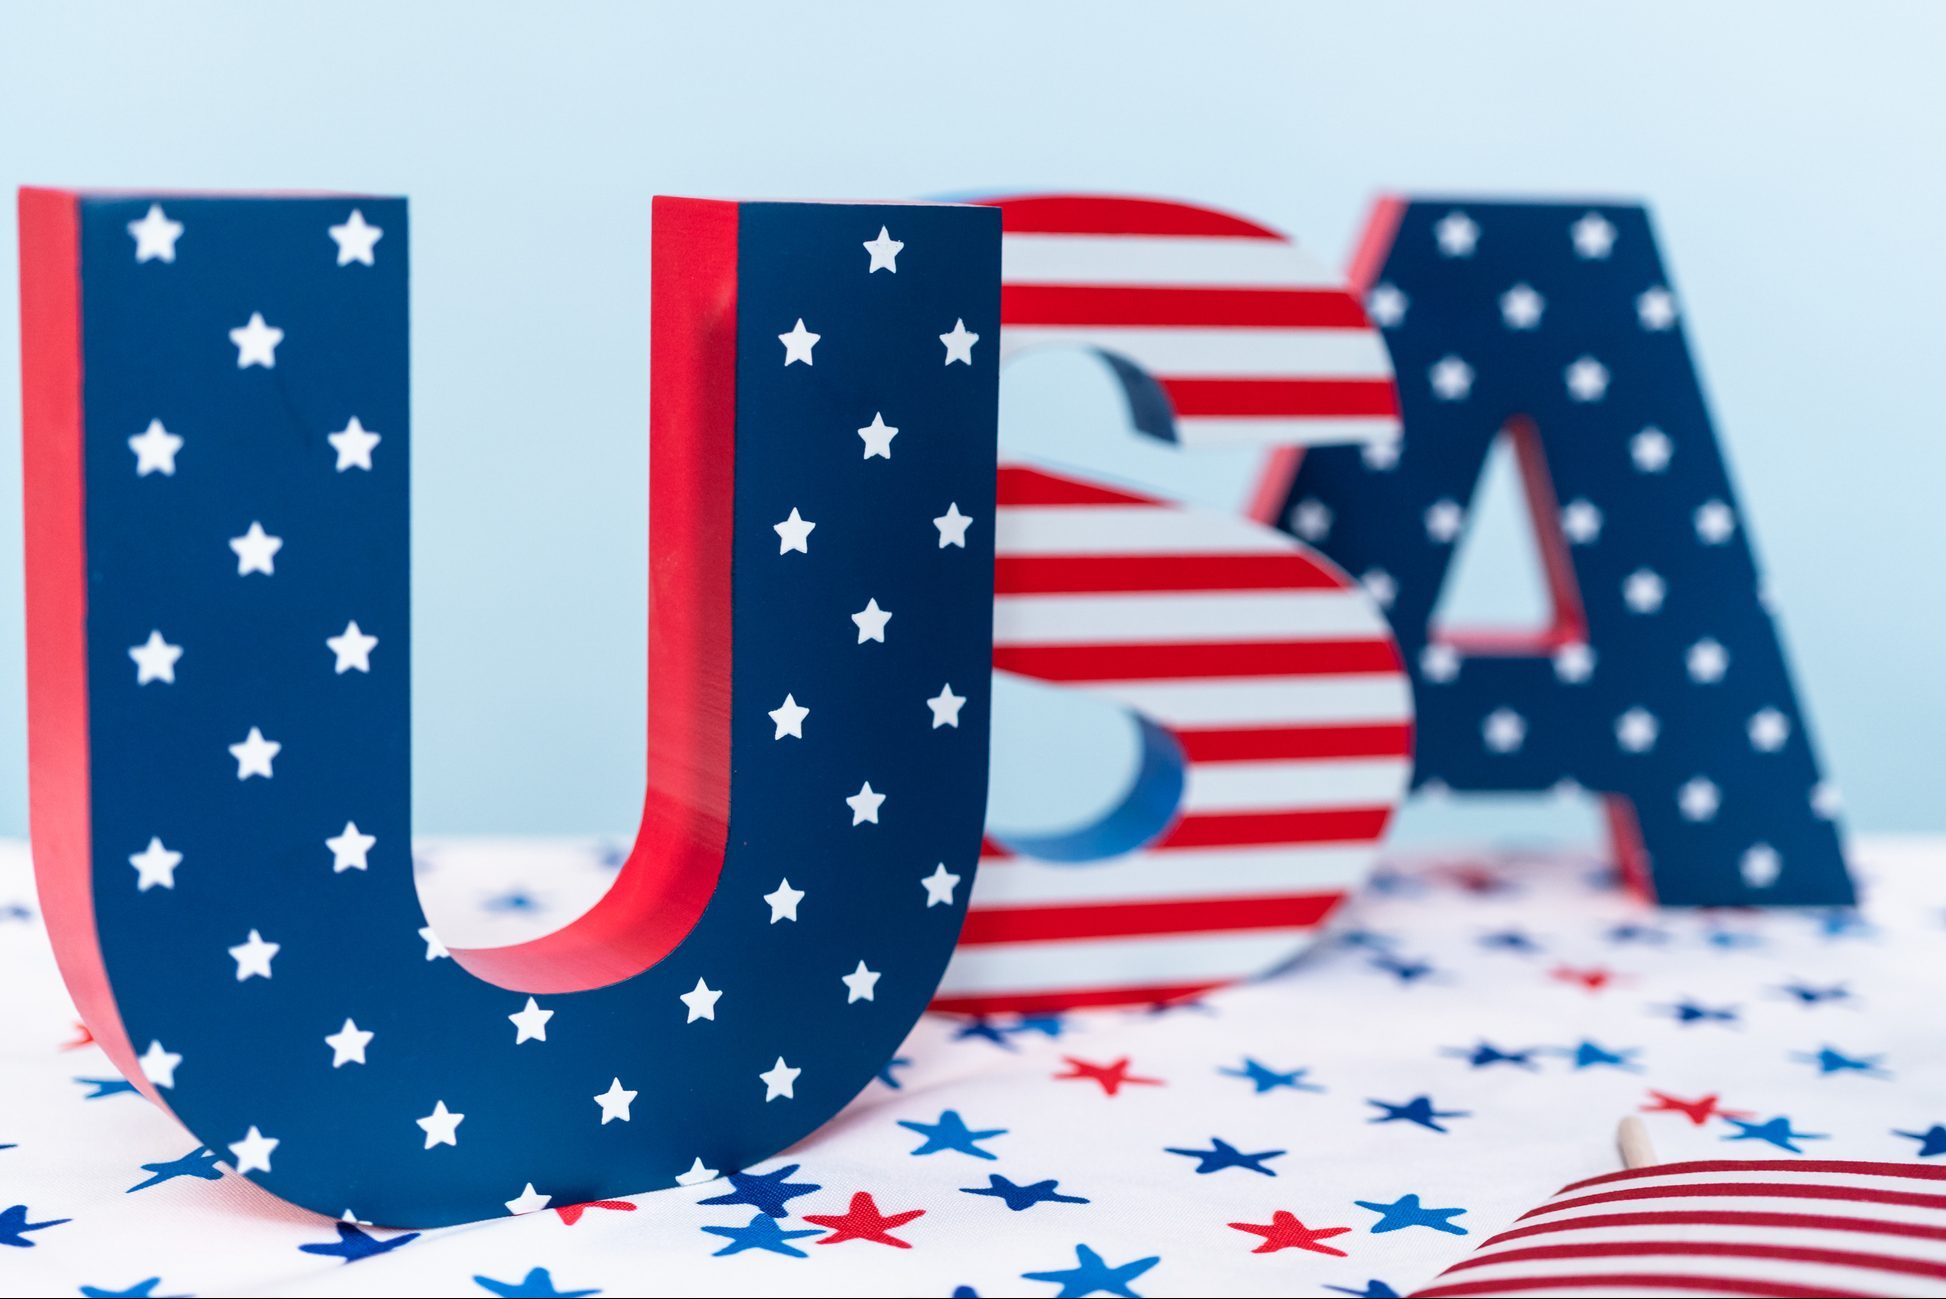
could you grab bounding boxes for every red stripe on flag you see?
[1483,1209,1946,1247]
[956,892,1342,945]
[1177,724,1415,761]
[1414,1273,1878,1299]
[987,195,1284,239]
[1561,1159,1946,1193]
[1443,1240,1946,1282]
[932,979,1223,1015]
[1001,284,1371,328]
[1154,807,1394,849]
[996,467,1156,507]
[1158,376,1402,419]
[1523,1181,1946,1220]
[994,640,1403,681]
[995,552,1347,593]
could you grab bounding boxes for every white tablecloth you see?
[2,836,1941,1297]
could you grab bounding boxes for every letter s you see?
[934,195,1413,1013]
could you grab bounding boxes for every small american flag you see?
[1413,1159,1946,1298]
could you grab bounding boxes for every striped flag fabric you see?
[933,462,1411,1012]
[985,192,1401,452]
[929,193,1409,1014]
[1412,1160,1946,1298]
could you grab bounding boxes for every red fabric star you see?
[1054,1055,1163,1097]
[1549,964,1620,992]
[60,1021,94,1051]
[1641,1089,1754,1126]
[804,1191,925,1248]
[1228,1210,1352,1256]
[1444,863,1507,894]
[555,1200,636,1226]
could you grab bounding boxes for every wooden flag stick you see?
[1617,1115,1659,1170]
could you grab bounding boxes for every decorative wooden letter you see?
[935,195,1412,1013]
[19,189,1000,1225]
[1269,199,1850,905]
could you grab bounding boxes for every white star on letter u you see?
[940,318,979,365]
[846,781,885,825]
[778,318,820,366]
[863,226,903,273]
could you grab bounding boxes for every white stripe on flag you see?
[1086,675,1413,728]
[1181,757,1411,814]
[1000,326,1393,379]
[995,590,1389,644]
[1001,234,1339,287]
[936,929,1314,998]
[970,843,1370,908]
[996,505,1289,556]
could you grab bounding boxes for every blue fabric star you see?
[698,1164,821,1218]
[483,889,539,912]
[899,1110,1006,1159]
[1793,1046,1888,1077]
[1815,909,1872,939]
[1562,1040,1641,1070]
[962,1175,1089,1211]
[474,1269,600,1298]
[1479,929,1542,953]
[1704,928,1763,951]
[1442,1041,1537,1069]
[1164,1137,1282,1176]
[1338,928,1397,950]
[1370,954,1435,983]
[1664,1000,1740,1025]
[1779,981,1850,1006]
[1354,1193,1468,1235]
[1323,1284,1401,1298]
[1021,1244,1160,1298]
[1367,1096,1468,1133]
[701,1212,821,1258]
[953,1018,1018,1049]
[876,1056,911,1089]
[1366,866,1423,896]
[128,1147,223,1193]
[1605,922,1669,945]
[75,1076,140,1100]
[1219,1058,1323,1094]
[1009,1015,1068,1038]
[298,1222,420,1262]
[1141,997,1214,1017]
[1895,1124,1946,1157]
[0,1203,70,1247]
[79,1281,189,1299]
[1722,1114,1828,1153]
[0,903,32,922]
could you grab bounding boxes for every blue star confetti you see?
[1354,1193,1468,1235]
[1022,1244,1160,1298]
[1164,1138,1283,1176]
[701,1213,822,1258]
[962,1175,1090,1211]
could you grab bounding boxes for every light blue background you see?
[1,1,1940,841]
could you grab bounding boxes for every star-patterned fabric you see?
[2,835,1942,1297]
